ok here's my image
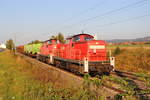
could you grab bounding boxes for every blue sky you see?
[0,0,150,45]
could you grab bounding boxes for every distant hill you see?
[106,36,150,43]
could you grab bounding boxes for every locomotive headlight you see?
[89,45,105,49]
[54,46,56,49]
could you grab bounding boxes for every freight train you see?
[17,33,115,75]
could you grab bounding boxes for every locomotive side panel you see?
[71,42,88,60]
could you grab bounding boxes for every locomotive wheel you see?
[45,58,50,64]
[55,60,61,68]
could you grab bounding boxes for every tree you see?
[50,35,57,40]
[57,33,65,43]
[6,39,15,50]
[50,33,65,43]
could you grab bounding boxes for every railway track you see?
[17,52,150,99]
[111,70,150,99]
[111,70,150,89]
[112,70,144,82]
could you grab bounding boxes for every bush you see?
[114,47,121,56]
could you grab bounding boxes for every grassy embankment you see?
[0,51,107,100]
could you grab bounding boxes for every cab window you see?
[73,36,80,42]
[84,36,93,41]
[47,41,52,44]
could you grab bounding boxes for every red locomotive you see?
[38,39,57,64]
[38,33,114,74]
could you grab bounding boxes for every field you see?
[107,44,150,50]
[107,44,150,74]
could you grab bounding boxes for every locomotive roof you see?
[67,33,94,39]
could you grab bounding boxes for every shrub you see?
[114,47,121,56]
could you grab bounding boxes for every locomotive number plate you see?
[89,45,105,49]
